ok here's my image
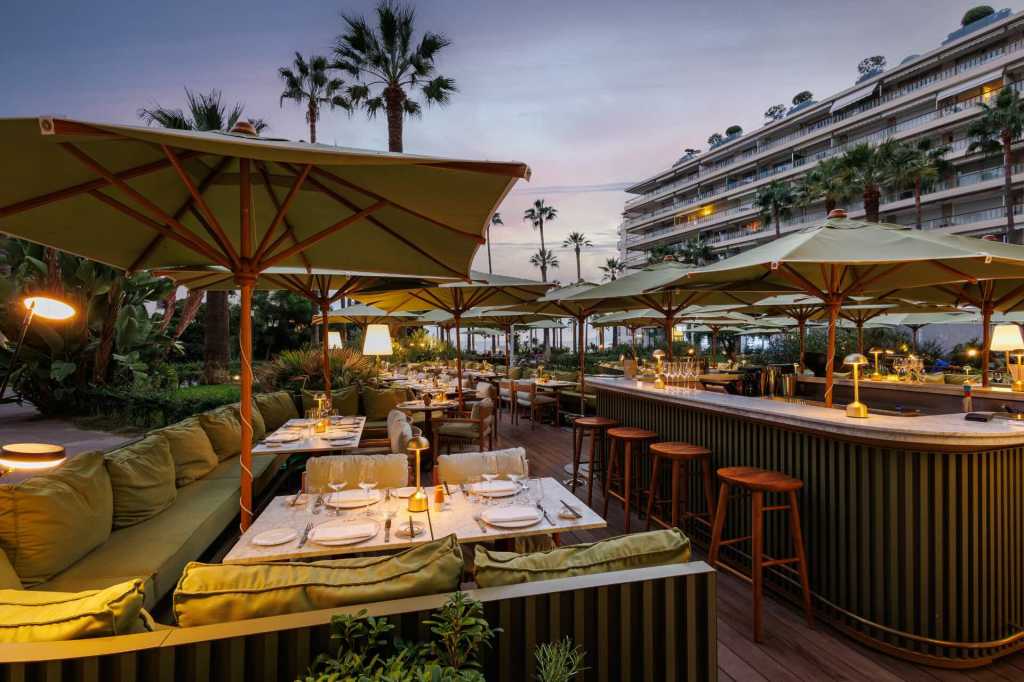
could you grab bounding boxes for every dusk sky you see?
[2,0,985,282]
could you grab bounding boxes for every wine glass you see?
[327,478,346,517]
[507,456,526,499]
[358,461,378,517]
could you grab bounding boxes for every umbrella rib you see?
[254,163,311,263]
[259,200,387,269]
[994,282,1024,309]
[162,145,240,268]
[257,163,312,271]
[928,260,979,284]
[771,264,823,299]
[309,167,485,244]
[842,263,907,297]
[0,151,200,219]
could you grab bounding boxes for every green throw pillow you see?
[104,435,177,529]
[361,386,408,421]
[474,528,691,588]
[255,391,299,431]
[173,534,463,627]
[302,386,359,416]
[232,401,266,443]
[0,550,22,590]
[199,407,243,460]
[154,417,219,486]
[0,578,154,642]
[0,452,113,588]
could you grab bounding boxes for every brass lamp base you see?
[1013,379,1024,393]
[846,401,869,418]
[407,487,429,512]
[869,372,883,381]
[655,373,667,389]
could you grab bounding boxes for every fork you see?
[473,513,488,533]
[297,521,313,548]
[311,495,324,515]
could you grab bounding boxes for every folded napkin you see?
[266,433,299,442]
[485,506,540,524]
[327,490,377,505]
[310,520,377,543]
[473,480,518,495]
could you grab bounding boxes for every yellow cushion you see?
[153,417,219,486]
[305,453,409,491]
[0,579,152,642]
[474,529,691,588]
[302,387,359,416]
[255,391,299,431]
[173,535,463,627]
[199,407,243,460]
[104,435,177,529]
[361,387,408,421]
[0,549,22,590]
[0,452,112,588]
[435,448,526,484]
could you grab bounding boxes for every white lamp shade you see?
[24,296,75,321]
[327,331,344,350]
[990,324,1024,351]
[362,324,393,356]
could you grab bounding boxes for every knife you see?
[384,518,392,543]
[425,508,435,540]
[536,503,553,525]
[297,522,312,548]
[443,480,451,496]
[560,499,583,519]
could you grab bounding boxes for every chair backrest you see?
[470,398,494,435]
[305,453,409,491]
[436,447,526,484]
[387,412,414,453]
[516,380,537,399]
[475,382,492,399]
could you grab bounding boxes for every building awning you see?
[935,69,1003,103]
[829,82,880,114]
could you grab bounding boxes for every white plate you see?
[289,419,314,426]
[482,506,542,528]
[390,486,418,498]
[266,434,300,443]
[472,481,519,498]
[252,528,298,546]
[309,519,380,546]
[325,490,380,509]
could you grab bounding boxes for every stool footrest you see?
[763,504,792,512]
[717,535,752,547]
[713,560,753,586]
[762,557,801,567]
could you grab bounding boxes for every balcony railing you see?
[918,203,1023,231]
[624,37,1024,209]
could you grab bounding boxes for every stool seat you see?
[606,427,657,441]
[574,416,618,428]
[718,466,803,492]
[650,442,711,460]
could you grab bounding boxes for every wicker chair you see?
[433,398,494,454]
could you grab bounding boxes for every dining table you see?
[252,416,367,457]
[396,398,458,452]
[222,476,607,564]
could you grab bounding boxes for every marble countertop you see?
[587,377,1024,449]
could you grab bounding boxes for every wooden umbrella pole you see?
[237,275,256,531]
[824,301,840,408]
[711,328,719,365]
[505,324,512,377]
[982,303,994,388]
[857,321,865,355]
[578,314,587,416]
[321,302,332,393]
[454,313,464,407]
[664,319,674,361]
[798,319,807,372]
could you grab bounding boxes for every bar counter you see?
[589,376,1024,667]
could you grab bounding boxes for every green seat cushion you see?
[104,435,177,529]
[438,422,481,439]
[199,407,243,460]
[34,477,243,609]
[474,528,691,588]
[508,367,523,380]
[361,386,410,421]
[255,391,299,431]
[0,550,22,590]
[173,534,464,627]
[153,418,219,487]
[302,387,359,416]
[0,452,113,588]
[236,401,267,443]
[0,579,153,642]
[202,454,283,496]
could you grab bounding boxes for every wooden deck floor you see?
[488,414,1024,682]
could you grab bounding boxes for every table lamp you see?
[0,443,66,479]
[406,435,430,512]
[362,323,393,382]
[652,349,666,389]
[989,324,1024,391]
[867,347,884,380]
[0,296,76,404]
[327,331,343,350]
[844,353,869,418]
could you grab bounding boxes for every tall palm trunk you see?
[914,178,923,229]
[1003,131,1018,243]
[863,184,881,222]
[93,279,123,384]
[308,101,318,144]
[574,247,582,282]
[203,291,231,384]
[384,85,405,153]
[825,196,837,215]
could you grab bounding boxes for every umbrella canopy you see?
[660,212,1024,404]
[352,272,552,398]
[311,303,419,327]
[0,117,529,530]
[524,319,568,330]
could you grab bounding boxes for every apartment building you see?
[618,8,1024,269]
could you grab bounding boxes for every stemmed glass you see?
[327,478,346,517]
[480,454,499,505]
[358,461,378,517]
[507,456,527,501]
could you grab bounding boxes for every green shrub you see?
[535,638,587,682]
[257,346,374,391]
[69,384,242,429]
[962,6,995,26]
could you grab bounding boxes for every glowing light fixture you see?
[0,443,66,477]
[362,324,393,356]
[990,324,1024,391]
[327,331,344,350]
[844,353,869,418]
[406,435,431,512]
[0,295,77,404]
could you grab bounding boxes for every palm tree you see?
[680,237,714,266]
[486,212,502,273]
[522,199,557,281]
[333,1,457,152]
[646,244,678,265]
[528,248,559,276]
[138,89,263,384]
[278,53,348,144]
[753,181,795,236]
[880,139,952,229]
[562,231,592,282]
[968,86,1024,243]
[598,258,626,281]
[838,143,887,222]
[795,158,852,217]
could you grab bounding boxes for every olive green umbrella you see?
[153,266,435,392]
[456,308,557,374]
[660,212,1024,405]
[0,117,529,530]
[311,303,419,328]
[352,272,553,400]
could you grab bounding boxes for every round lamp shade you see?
[327,331,344,350]
[406,435,430,453]
[362,324,393,356]
[0,443,66,471]
[990,324,1024,352]
[24,296,75,321]
[844,353,868,366]
[652,349,666,359]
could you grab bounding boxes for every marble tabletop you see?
[252,416,366,456]
[587,377,1024,448]
[223,476,606,564]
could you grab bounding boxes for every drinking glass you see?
[327,479,346,517]
[358,462,378,517]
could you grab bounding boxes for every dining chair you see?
[516,380,557,430]
[465,382,499,442]
[433,398,494,454]
[498,379,518,425]
[434,447,527,484]
[305,453,409,491]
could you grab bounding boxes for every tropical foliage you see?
[523,199,557,281]
[535,638,588,682]
[879,138,951,229]
[837,142,887,222]
[529,248,560,277]
[256,347,375,392]
[753,181,795,236]
[679,237,714,266]
[562,231,592,282]
[645,245,678,265]
[278,53,348,143]
[967,85,1024,243]
[599,257,626,280]
[333,1,457,152]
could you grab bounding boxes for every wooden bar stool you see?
[570,416,618,506]
[708,466,813,642]
[603,426,657,532]
[643,442,714,532]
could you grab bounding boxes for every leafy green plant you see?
[421,592,497,671]
[535,638,587,682]
[256,346,375,391]
[962,5,995,26]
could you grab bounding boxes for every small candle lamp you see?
[0,443,66,479]
[652,349,667,389]
[868,347,884,380]
[406,435,430,512]
[844,353,869,418]
[989,324,1024,391]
